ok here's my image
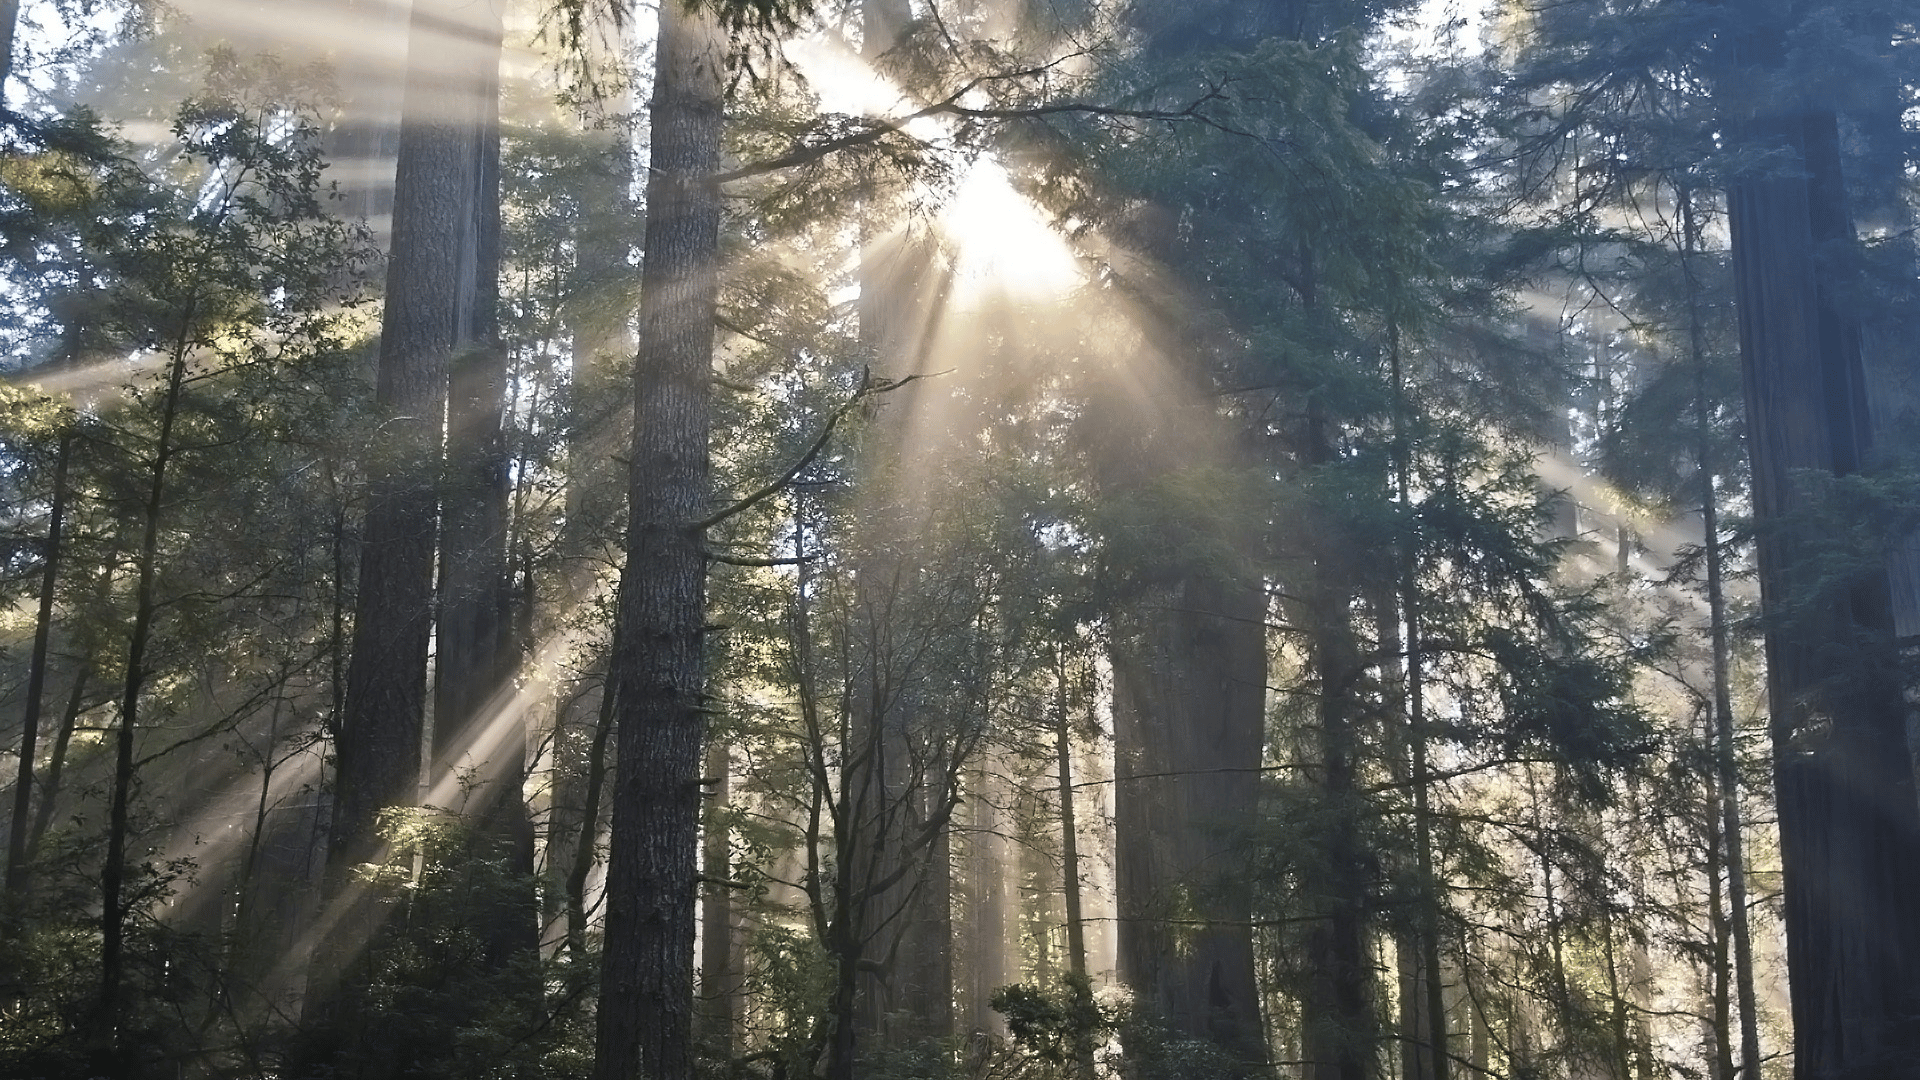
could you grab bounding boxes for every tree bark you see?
[591,1,726,1076]
[25,664,89,868]
[698,736,738,1056]
[1722,8,1920,1071]
[1296,571,1373,1080]
[425,0,531,967]
[1111,571,1268,1070]
[1055,660,1098,1080]
[566,636,618,958]
[1392,325,1447,1080]
[309,0,506,1066]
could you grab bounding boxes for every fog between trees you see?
[2,0,1916,1078]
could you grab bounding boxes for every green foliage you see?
[990,975,1112,1074]
[293,808,585,1080]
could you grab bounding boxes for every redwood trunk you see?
[310,1,504,1067]
[1111,573,1268,1067]
[591,2,725,1076]
[1724,27,1920,1071]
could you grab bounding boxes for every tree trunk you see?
[1722,10,1920,1070]
[959,757,1010,1037]
[1393,325,1446,1080]
[1682,189,1763,1080]
[426,0,530,967]
[1296,581,1374,1080]
[25,664,89,868]
[309,0,505,1065]
[95,319,193,1078]
[566,635,619,958]
[698,736,738,1056]
[5,432,72,920]
[1111,572,1268,1070]
[843,0,960,1055]
[1056,660,1098,1080]
[591,1,725,1076]
[1705,745,1734,1080]
[547,71,635,942]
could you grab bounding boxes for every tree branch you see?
[691,367,945,531]
[714,76,1234,185]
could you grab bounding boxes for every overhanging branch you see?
[691,366,946,532]
[714,75,1236,185]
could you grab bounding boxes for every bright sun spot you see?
[784,33,1082,305]
[940,158,1081,304]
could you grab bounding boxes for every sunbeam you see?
[939,157,1082,305]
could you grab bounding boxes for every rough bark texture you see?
[1111,573,1268,1067]
[1296,579,1374,1080]
[1723,11,1920,1069]
[590,2,725,1077]
[310,1,503,1069]
[330,0,498,880]
[698,737,739,1055]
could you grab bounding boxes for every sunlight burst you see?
[939,157,1082,305]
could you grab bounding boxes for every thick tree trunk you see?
[1111,572,1268,1070]
[698,737,739,1056]
[1723,21,1920,1071]
[591,1,725,1076]
[1296,581,1374,1080]
[309,0,505,1068]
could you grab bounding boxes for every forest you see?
[0,0,1915,1077]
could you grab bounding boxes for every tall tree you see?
[1721,0,1920,1071]
[310,0,504,1067]
[4,429,71,922]
[427,0,528,965]
[591,1,727,1076]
